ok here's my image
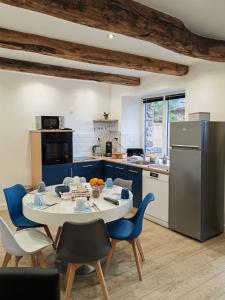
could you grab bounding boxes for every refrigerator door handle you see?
[171,144,200,149]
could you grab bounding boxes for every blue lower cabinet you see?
[104,162,127,180]
[105,161,127,180]
[114,164,127,180]
[42,161,142,208]
[127,166,143,208]
[104,162,115,179]
[42,163,72,186]
[73,161,104,182]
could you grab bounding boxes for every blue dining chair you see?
[3,184,56,249]
[104,193,155,281]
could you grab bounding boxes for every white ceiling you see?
[0,1,223,78]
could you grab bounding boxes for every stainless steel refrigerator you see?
[169,121,225,241]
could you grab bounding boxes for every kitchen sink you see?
[126,160,169,171]
[134,161,150,165]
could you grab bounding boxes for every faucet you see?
[141,153,146,162]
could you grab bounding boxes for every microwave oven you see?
[36,116,65,130]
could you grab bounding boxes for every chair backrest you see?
[0,268,60,300]
[57,219,111,263]
[0,217,25,256]
[114,178,133,191]
[129,193,155,239]
[3,184,27,224]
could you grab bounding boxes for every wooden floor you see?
[1,209,225,300]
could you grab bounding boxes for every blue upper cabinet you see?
[127,166,143,208]
[42,163,72,186]
[72,160,104,182]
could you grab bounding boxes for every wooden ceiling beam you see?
[0,28,188,76]
[0,57,140,86]
[1,0,224,62]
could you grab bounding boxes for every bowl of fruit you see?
[89,178,105,192]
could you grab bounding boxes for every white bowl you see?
[60,192,72,200]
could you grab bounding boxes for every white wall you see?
[110,62,225,152]
[186,62,225,120]
[121,96,143,149]
[0,70,111,206]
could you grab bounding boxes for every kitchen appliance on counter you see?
[105,141,112,157]
[127,148,144,157]
[92,145,102,157]
[42,131,73,165]
[169,121,225,241]
[143,170,169,227]
[36,116,65,130]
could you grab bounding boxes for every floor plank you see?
[1,210,225,300]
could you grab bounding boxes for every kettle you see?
[92,145,101,156]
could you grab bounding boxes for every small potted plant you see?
[103,112,109,120]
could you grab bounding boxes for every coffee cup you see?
[34,193,44,206]
[76,197,86,210]
[72,176,81,187]
[38,181,46,193]
[121,188,129,200]
[106,178,113,189]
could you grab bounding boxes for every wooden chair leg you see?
[64,263,78,300]
[36,251,47,268]
[15,256,22,267]
[104,239,117,276]
[2,252,11,267]
[55,227,62,248]
[93,260,110,300]
[136,238,145,262]
[30,254,37,267]
[131,239,143,281]
[44,225,56,249]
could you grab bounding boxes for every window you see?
[144,93,185,155]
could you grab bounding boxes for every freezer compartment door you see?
[169,148,202,240]
[170,121,205,149]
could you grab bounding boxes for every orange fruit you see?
[90,178,98,186]
[98,179,104,185]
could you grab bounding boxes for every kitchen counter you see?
[73,156,169,175]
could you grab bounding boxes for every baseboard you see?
[0,203,7,211]
[144,213,169,228]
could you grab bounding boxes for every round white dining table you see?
[23,185,133,226]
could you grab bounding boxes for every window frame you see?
[143,92,185,156]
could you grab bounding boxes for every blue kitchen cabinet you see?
[42,160,142,208]
[104,162,115,179]
[73,160,104,181]
[42,163,73,186]
[104,162,127,180]
[127,166,143,208]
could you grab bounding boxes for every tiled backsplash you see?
[73,131,121,157]
[121,132,143,150]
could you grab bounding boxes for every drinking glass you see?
[106,178,113,189]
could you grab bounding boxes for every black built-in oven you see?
[42,132,73,165]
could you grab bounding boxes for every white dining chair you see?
[0,217,52,268]
[114,178,133,191]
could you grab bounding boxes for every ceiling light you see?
[107,33,116,39]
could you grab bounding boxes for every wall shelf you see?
[93,119,118,132]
